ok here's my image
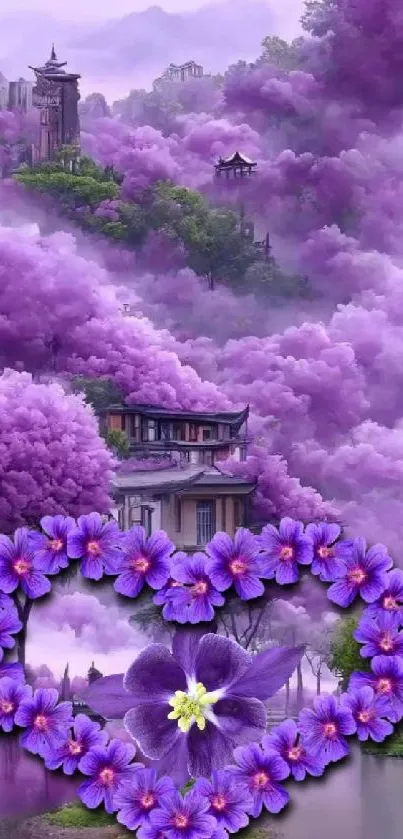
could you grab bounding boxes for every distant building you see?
[153,60,204,89]
[8,78,33,111]
[0,74,9,110]
[102,402,255,550]
[29,45,81,163]
[215,151,257,179]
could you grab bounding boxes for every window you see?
[202,426,217,441]
[189,424,198,442]
[173,423,186,441]
[196,500,216,546]
[141,506,153,537]
[201,450,213,466]
[129,414,140,439]
[175,496,182,532]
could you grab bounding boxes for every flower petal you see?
[194,634,252,692]
[230,645,304,700]
[187,720,235,777]
[81,674,135,720]
[171,627,211,677]
[124,645,187,703]
[214,695,267,744]
[124,702,178,759]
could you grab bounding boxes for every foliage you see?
[361,722,403,756]
[45,802,115,827]
[258,35,303,70]
[103,429,130,459]
[70,376,124,414]
[0,370,114,533]
[328,613,370,689]
[300,0,338,35]
[15,171,119,208]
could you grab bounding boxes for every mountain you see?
[0,0,303,100]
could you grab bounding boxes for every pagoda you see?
[214,151,257,178]
[29,45,81,162]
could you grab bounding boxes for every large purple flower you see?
[29,515,76,575]
[115,768,175,831]
[262,719,325,781]
[365,568,403,621]
[113,527,174,598]
[0,676,32,732]
[327,537,392,607]
[340,686,393,742]
[349,655,403,723]
[205,529,264,600]
[354,610,403,658]
[258,518,313,585]
[82,628,303,783]
[67,513,123,581]
[78,739,142,814]
[0,600,22,661]
[304,523,349,582]
[194,770,253,833]
[171,553,225,624]
[42,713,109,774]
[147,789,217,839]
[14,688,73,756]
[226,742,290,817]
[0,528,51,599]
[298,694,355,763]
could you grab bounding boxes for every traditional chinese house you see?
[214,151,257,178]
[102,403,255,549]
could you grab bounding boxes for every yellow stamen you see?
[167,682,220,732]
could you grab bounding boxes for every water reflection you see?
[275,745,402,839]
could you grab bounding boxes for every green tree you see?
[103,428,130,459]
[301,0,338,35]
[15,171,119,208]
[71,376,124,414]
[328,613,370,690]
[259,35,302,70]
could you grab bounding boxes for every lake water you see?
[0,737,401,837]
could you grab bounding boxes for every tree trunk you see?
[16,598,34,671]
[296,661,304,711]
[285,678,290,714]
[316,670,321,695]
[207,272,214,291]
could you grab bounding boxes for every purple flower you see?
[148,789,218,839]
[365,569,403,621]
[83,628,303,782]
[114,768,175,831]
[154,580,190,623]
[354,610,403,658]
[258,518,313,585]
[304,523,349,582]
[171,553,225,623]
[113,527,174,598]
[262,719,325,781]
[29,515,76,575]
[194,770,253,833]
[0,528,51,599]
[78,739,142,814]
[327,538,392,607]
[0,677,32,732]
[205,529,264,600]
[298,694,355,763]
[0,662,25,683]
[67,513,123,580]
[340,686,393,742]
[14,688,73,756]
[42,713,109,774]
[0,600,22,661]
[137,826,169,839]
[349,655,403,723]
[226,742,289,817]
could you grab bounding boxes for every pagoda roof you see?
[29,44,80,79]
[111,465,255,494]
[215,151,257,169]
[102,402,249,431]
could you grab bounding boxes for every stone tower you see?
[29,45,81,163]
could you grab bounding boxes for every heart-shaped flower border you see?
[0,514,402,839]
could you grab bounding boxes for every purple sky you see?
[1,0,303,25]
